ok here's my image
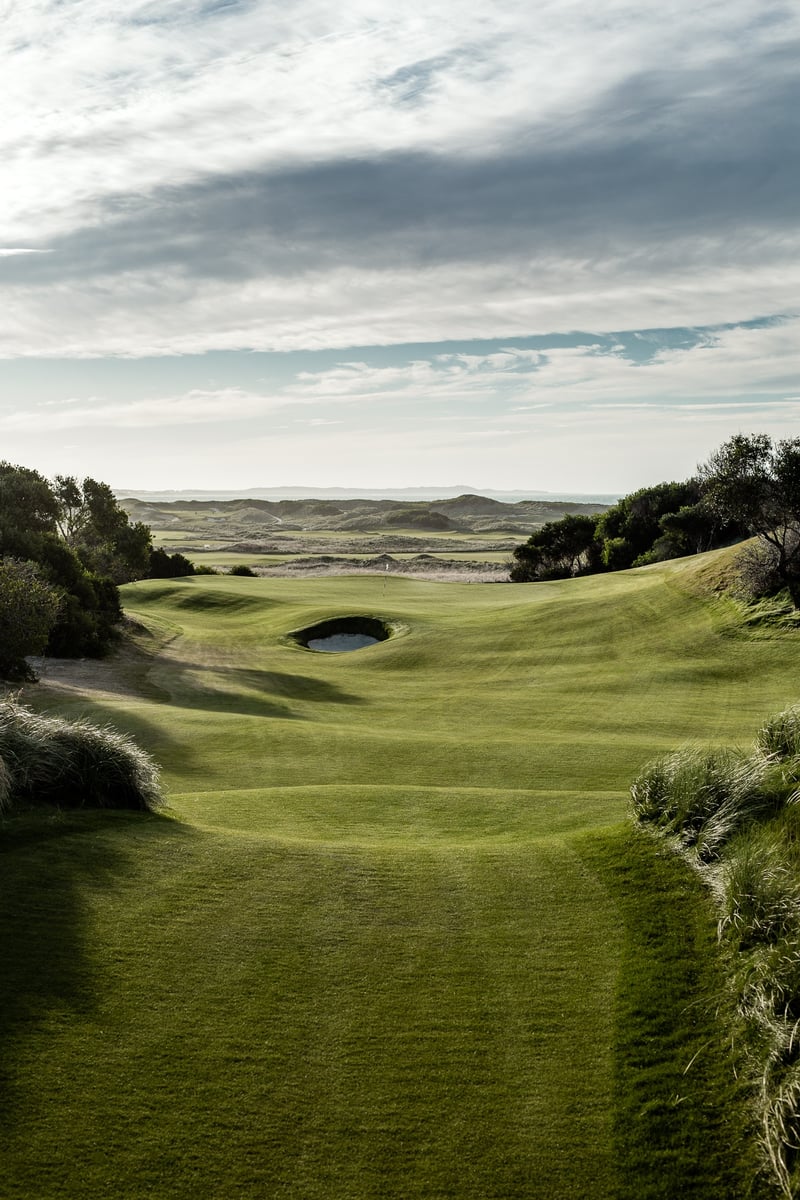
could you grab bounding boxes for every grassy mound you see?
[0,699,163,813]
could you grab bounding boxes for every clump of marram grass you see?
[631,746,768,861]
[717,826,800,949]
[631,708,800,1198]
[0,699,163,814]
[756,706,800,764]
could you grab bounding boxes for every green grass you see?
[4,554,800,1197]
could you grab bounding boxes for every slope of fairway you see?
[2,557,796,1198]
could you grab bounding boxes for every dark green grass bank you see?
[3,556,798,1198]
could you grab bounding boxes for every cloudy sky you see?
[2,0,799,494]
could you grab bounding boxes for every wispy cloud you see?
[0,387,282,430]
[4,318,799,436]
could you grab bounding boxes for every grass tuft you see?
[757,707,800,763]
[631,746,768,861]
[718,827,800,949]
[0,698,163,813]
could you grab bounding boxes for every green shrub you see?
[631,706,800,1196]
[0,700,163,814]
[228,564,256,577]
[0,558,62,680]
[148,547,195,578]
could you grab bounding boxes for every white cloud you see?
[5,317,798,445]
[0,387,284,430]
[1,248,799,359]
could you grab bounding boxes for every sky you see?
[1,0,799,495]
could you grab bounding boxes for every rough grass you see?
[4,554,800,1198]
[632,705,800,1196]
[0,699,163,813]
[580,825,772,1200]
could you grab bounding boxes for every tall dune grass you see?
[631,745,769,861]
[632,706,800,1197]
[757,706,800,763]
[0,698,163,814]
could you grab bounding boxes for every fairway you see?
[3,557,797,1198]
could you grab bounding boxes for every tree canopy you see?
[699,433,800,603]
[510,514,600,581]
[0,558,62,679]
[0,463,170,672]
[511,454,745,584]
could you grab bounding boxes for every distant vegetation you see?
[0,698,163,814]
[512,433,800,609]
[633,706,800,1197]
[384,507,454,530]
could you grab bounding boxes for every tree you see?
[53,475,153,582]
[594,480,703,570]
[0,464,141,659]
[0,559,62,679]
[0,461,59,552]
[511,514,600,581]
[148,548,195,578]
[699,434,800,604]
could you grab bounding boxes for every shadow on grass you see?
[26,697,203,784]
[158,661,366,717]
[0,809,192,1132]
[577,826,774,1200]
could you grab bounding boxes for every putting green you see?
[1,557,794,1197]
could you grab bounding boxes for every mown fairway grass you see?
[2,556,797,1197]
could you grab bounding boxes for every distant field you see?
[131,491,607,577]
[2,554,793,1197]
[153,526,517,563]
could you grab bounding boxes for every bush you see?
[0,700,164,814]
[36,536,122,658]
[718,827,800,949]
[0,558,62,680]
[735,540,785,600]
[149,547,196,578]
[228,564,256,577]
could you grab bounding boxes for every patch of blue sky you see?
[0,318,785,410]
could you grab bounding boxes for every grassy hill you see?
[2,553,795,1198]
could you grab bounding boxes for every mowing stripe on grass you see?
[1,814,623,1199]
